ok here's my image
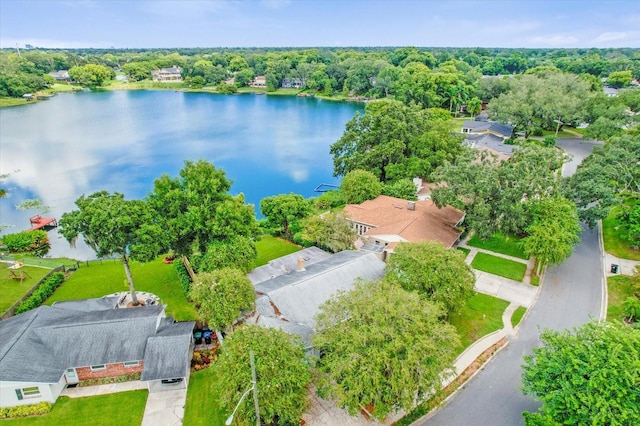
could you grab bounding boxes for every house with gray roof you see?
[461,120,514,139]
[251,250,386,349]
[0,301,194,407]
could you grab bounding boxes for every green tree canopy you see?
[314,279,460,420]
[522,321,640,426]
[432,144,566,239]
[148,160,257,255]
[520,196,582,274]
[189,267,255,331]
[194,235,257,273]
[298,211,356,253]
[68,64,114,87]
[563,134,640,227]
[59,191,166,305]
[216,325,312,426]
[260,193,311,237]
[340,169,382,204]
[384,241,475,315]
[330,99,464,182]
[381,178,418,200]
[607,70,633,88]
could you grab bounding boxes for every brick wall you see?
[76,361,144,381]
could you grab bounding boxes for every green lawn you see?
[602,205,640,261]
[607,275,636,322]
[511,306,527,328]
[0,264,52,315]
[449,293,510,352]
[466,233,529,260]
[456,247,471,258]
[45,256,197,321]
[471,252,527,282]
[251,235,302,268]
[0,97,30,108]
[448,117,467,133]
[183,368,226,426]
[2,391,147,425]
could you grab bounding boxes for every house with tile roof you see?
[0,301,194,407]
[250,250,386,349]
[343,195,465,254]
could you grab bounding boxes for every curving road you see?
[422,139,603,426]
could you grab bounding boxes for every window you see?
[90,365,106,371]
[123,361,139,368]
[15,386,40,400]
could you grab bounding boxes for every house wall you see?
[0,376,65,407]
[76,361,144,381]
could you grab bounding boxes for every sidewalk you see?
[605,252,640,276]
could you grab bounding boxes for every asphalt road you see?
[422,139,603,426]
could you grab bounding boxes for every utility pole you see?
[250,350,260,426]
[15,44,21,57]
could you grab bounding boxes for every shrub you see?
[14,272,65,314]
[382,179,418,200]
[1,230,50,256]
[174,257,192,294]
[0,402,52,419]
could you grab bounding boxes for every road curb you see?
[598,220,608,321]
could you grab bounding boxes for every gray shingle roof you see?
[0,304,193,383]
[141,321,194,381]
[254,251,386,329]
[52,296,119,312]
[248,246,331,285]
[464,133,515,156]
[462,120,514,138]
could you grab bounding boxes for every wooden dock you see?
[27,215,58,231]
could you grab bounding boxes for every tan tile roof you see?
[344,195,464,247]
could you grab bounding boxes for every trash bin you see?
[611,264,619,274]
[193,330,202,344]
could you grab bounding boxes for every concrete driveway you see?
[141,387,187,426]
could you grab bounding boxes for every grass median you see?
[471,252,527,282]
[466,233,528,260]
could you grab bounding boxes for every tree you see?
[330,99,464,182]
[298,211,356,253]
[521,321,640,426]
[607,70,633,88]
[260,193,311,237]
[520,196,582,274]
[381,179,418,200]
[148,160,257,255]
[384,241,475,315]
[216,325,312,426]
[340,169,382,204]
[195,235,256,273]
[563,135,640,227]
[313,279,460,420]
[432,144,566,239]
[59,191,166,305]
[68,64,114,87]
[465,97,482,116]
[189,267,255,332]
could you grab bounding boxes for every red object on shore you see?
[27,215,58,231]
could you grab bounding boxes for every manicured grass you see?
[511,306,527,328]
[106,80,186,91]
[607,275,636,322]
[2,390,147,425]
[0,97,30,108]
[602,205,640,261]
[466,233,529,260]
[456,247,471,258]
[471,252,527,282]
[0,263,52,314]
[183,368,226,426]
[448,117,467,132]
[45,256,197,321]
[449,293,510,353]
[251,235,302,268]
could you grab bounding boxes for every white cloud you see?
[529,34,579,46]
[594,32,628,42]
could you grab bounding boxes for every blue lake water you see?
[0,90,363,259]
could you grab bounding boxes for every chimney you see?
[296,257,305,272]
[407,201,416,211]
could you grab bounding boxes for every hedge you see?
[14,272,65,314]
[1,230,50,256]
[174,258,192,295]
[0,402,52,418]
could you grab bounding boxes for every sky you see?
[1,0,639,49]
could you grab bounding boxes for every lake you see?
[0,90,363,259]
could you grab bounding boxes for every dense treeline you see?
[1,46,639,99]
